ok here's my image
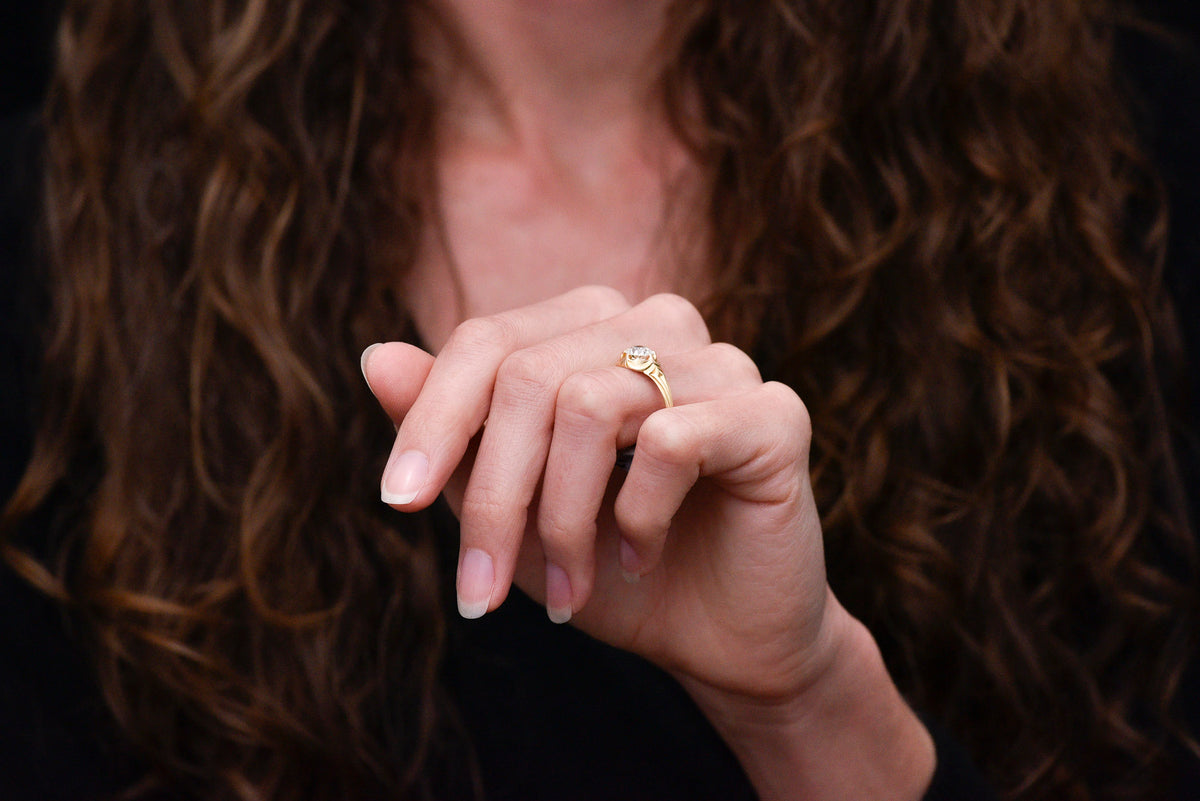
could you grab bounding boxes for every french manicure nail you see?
[360,342,383,391]
[381,449,428,505]
[458,548,494,619]
[544,562,573,624]
[619,538,641,583]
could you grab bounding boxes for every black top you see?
[3,28,1199,801]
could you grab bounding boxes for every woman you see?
[1,0,1196,799]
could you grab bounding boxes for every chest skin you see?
[403,127,704,353]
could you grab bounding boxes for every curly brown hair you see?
[2,0,1195,799]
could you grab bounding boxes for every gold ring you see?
[617,346,673,408]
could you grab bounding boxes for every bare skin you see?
[404,0,699,350]
[368,2,938,799]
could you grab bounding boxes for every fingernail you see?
[458,548,494,619]
[360,343,383,391]
[619,538,641,583]
[545,562,573,624]
[381,449,428,505]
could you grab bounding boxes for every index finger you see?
[360,341,436,427]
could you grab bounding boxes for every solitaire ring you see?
[618,346,673,409]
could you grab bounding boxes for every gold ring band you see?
[618,346,673,408]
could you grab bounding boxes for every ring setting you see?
[618,346,673,408]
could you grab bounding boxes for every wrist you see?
[679,596,936,801]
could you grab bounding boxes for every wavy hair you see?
[3,0,1195,799]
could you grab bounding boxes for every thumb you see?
[360,342,436,427]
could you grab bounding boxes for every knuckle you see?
[556,370,623,428]
[537,512,594,558]
[495,347,556,401]
[460,483,517,531]
[708,342,762,384]
[763,381,810,426]
[445,316,517,357]
[574,285,631,316]
[761,381,812,446]
[614,495,670,543]
[643,293,711,344]
[637,410,701,466]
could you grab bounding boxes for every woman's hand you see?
[363,286,827,696]
[362,286,935,800]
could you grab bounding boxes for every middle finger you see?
[457,293,711,618]
[536,342,763,623]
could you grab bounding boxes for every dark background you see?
[0,3,60,116]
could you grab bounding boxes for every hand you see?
[363,286,935,799]
[363,286,832,701]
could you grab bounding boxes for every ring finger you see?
[536,343,763,623]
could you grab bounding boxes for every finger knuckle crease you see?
[461,487,514,527]
[538,516,592,554]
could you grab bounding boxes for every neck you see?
[420,1,675,155]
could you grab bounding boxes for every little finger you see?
[537,344,763,620]
[614,382,812,578]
